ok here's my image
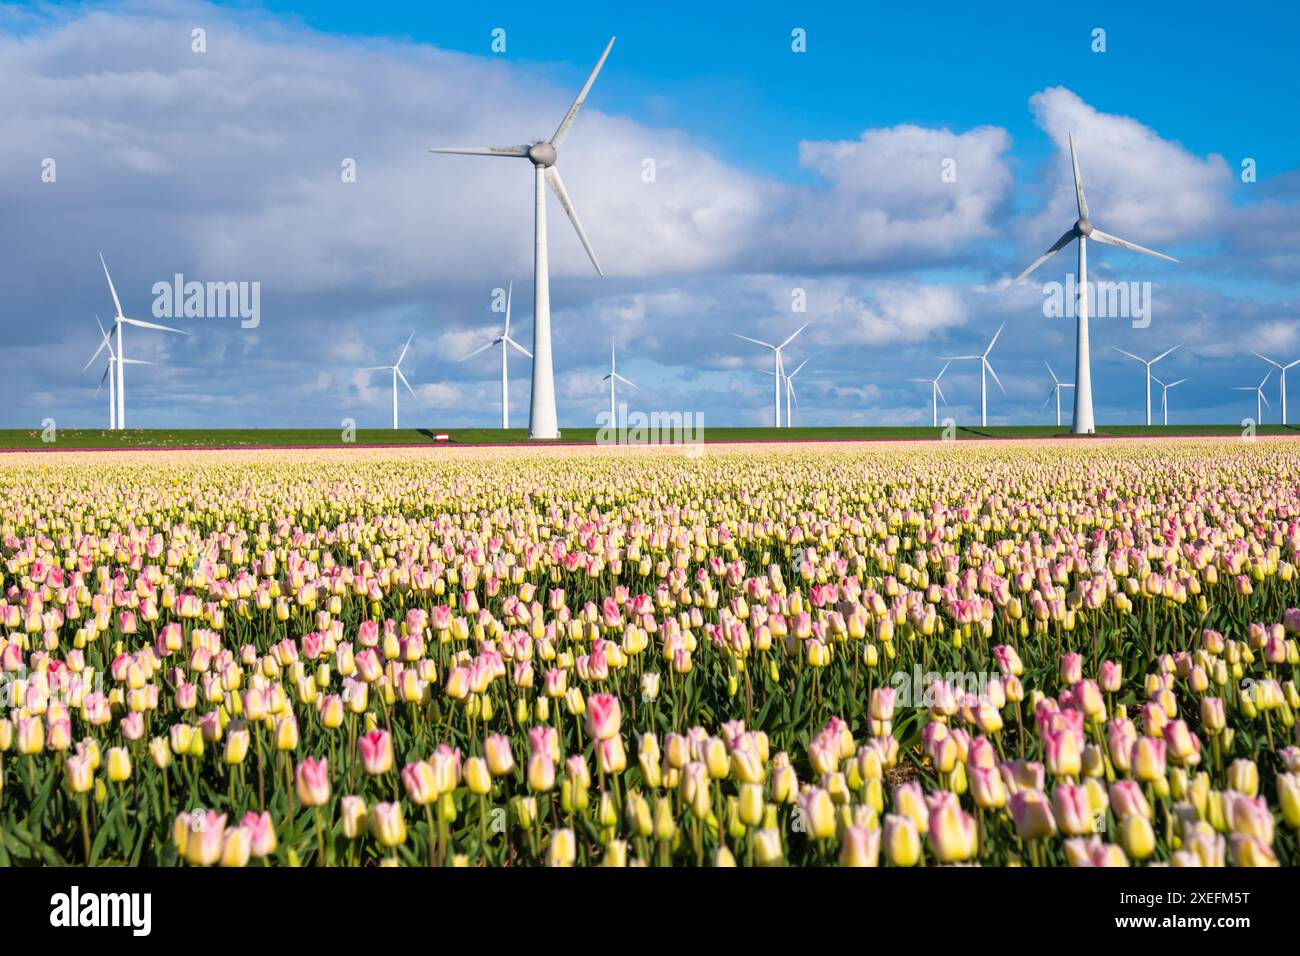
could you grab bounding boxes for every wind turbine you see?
[601,339,638,428]
[1112,344,1180,426]
[1234,370,1272,425]
[945,322,1006,428]
[909,361,950,428]
[1150,375,1187,426]
[1251,352,1300,425]
[364,334,418,429]
[460,282,532,429]
[1005,134,1179,434]
[430,38,615,440]
[783,356,812,427]
[98,254,189,429]
[1041,360,1075,428]
[733,321,812,428]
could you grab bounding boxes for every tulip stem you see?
[79,794,91,863]
[315,806,329,866]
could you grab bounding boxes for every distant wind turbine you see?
[1042,360,1075,428]
[364,334,418,429]
[1005,134,1179,434]
[1234,369,1272,424]
[430,38,615,440]
[1251,351,1300,425]
[460,281,532,429]
[909,361,950,428]
[83,316,150,430]
[733,321,812,428]
[1150,374,1187,426]
[98,254,189,429]
[945,322,1006,427]
[783,356,812,427]
[1112,344,1180,426]
[602,339,638,427]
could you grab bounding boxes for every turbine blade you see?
[428,145,530,157]
[1088,229,1178,264]
[396,367,418,400]
[95,365,109,395]
[459,341,494,362]
[614,373,638,389]
[120,358,151,365]
[986,359,1005,394]
[397,332,414,368]
[778,320,813,350]
[1250,351,1283,369]
[1041,390,1054,409]
[1151,343,1181,364]
[99,253,124,318]
[733,333,775,349]
[544,165,602,275]
[1112,347,1144,363]
[936,360,951,381]
[1286,359,1300,370]
[1044,359,1058,383]
[1068,133,1088,220]
[1006,229,1076,287]
[984,320,1007,356]
[83,337,110,372]
[934,380,947,404]
[504,280,513,337]
[1167,378,1188,388]
[121,317,189,334]
[504,336,532,358]
[551,37,616,148]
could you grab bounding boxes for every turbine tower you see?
[98,254,189,429]
[1251,351,1299,425]
[1042,360,1076,428]
[733,321,812,428]
[431,38,615,440]
[460,281,532,429]
[945,322,1006,428]
[1006,134,1179,434]
[1150,375,1187,426]
[602,339,638,428]
[1234,370,1272,425]
[1112,344,1180,426]
[364,334,417,429]
[909,361,950,428]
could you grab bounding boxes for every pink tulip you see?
[358,729,394,775]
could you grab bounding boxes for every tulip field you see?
[1,438,1298,868]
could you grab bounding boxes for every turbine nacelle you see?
[528,142,558,167]
[1074,218,1093,237]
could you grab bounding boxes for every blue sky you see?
[2,0,1298,429]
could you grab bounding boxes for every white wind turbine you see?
[945,321,1006,428]
[460,282,532,429]
[1112,344,1180,426]
[1042,360,1075,428]
[1006,134,1179,434]
[909,361,950,428]
[82,316,150,430]
[1251,352,1300,425]
[601,339,638,427]
[733,321,812,428]
[430,37,615,440]
[364,334,418,429]
[98,253,189,429]
[1150,374,1188,426]
[1234,370,1272,424]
